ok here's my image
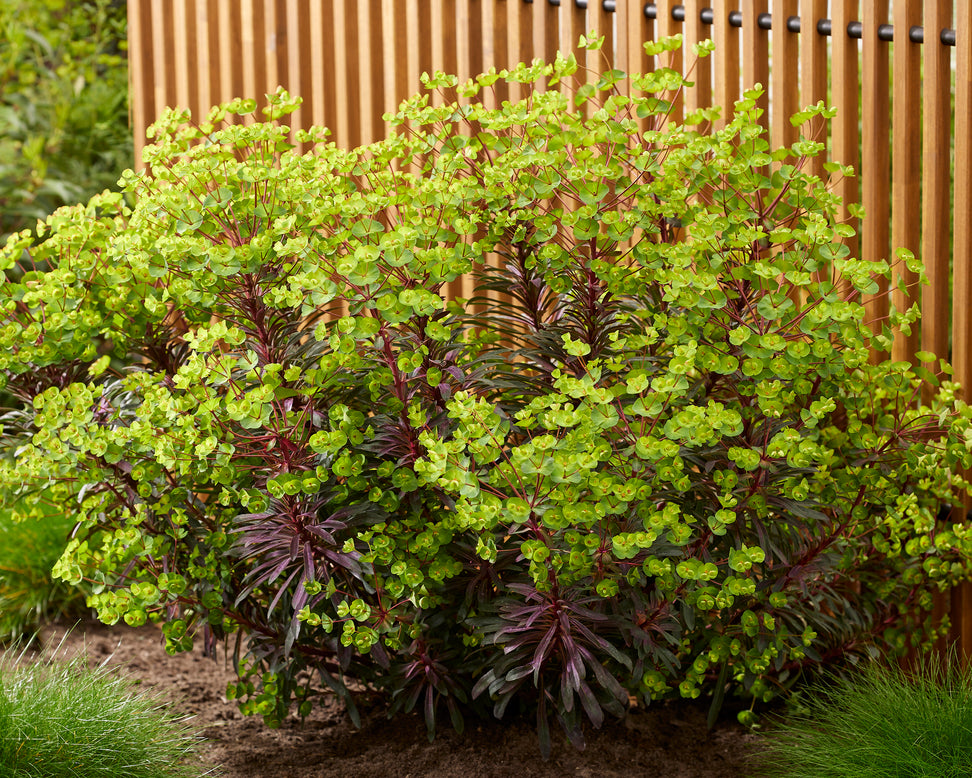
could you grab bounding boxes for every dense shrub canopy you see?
[2,39,971,752]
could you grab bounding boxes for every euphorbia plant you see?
[1,35,971,754]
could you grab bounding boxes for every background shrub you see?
[0,493,89,642]
[0,0,130,240]
[2,40,971,753]
[0,0,126,640]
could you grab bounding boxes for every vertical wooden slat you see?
[308,1,326,130]
[711,0,740,130]
[592,0,614,74]
[196,0,213,123]
[172,0,190,110]
[381,0,400,138]
[830,0,860,292]
[470,0,488,105]
[404,0,421,101]
[400,0,422,173]
[582,1,609,94]
[770,0,798,154]
[215,0,233,111]
[240,0,256,119]
[428,0,444,106]
[529,0,548,91]
[263,0,277,102]
[128,0,150,166]
[890,0,922,364]
[356,1,372,145]
[919,0,953,656]
[620,0,651,91]
[151,0,169,124]
[740,0,769,137]
[542,0,561,70]
[654,0,682,123]
[284,0,302,143]
[558,0,587,108]
[487,0,509,106]
[953,0,972,659]
[955,0,972,405]
[331,1,351,146]
[433,0,459,106]
[683,1,712,125]
[799,0,829,184]
[921,0,953,371]
[861,1,890,354]
[505,0,532,103]
[441,0,465,306]
[455,0,471,105]
[372,0,387,142]
[772,0,803,307]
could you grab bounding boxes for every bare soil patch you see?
[23,620,765,777]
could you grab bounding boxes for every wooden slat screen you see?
[128,0,972,650]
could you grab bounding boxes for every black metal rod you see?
[636,3,957,46]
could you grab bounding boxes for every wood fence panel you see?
[891,0,923,364]
[922,0,954,376]
[862,1,891,352]
[125,0,972,649]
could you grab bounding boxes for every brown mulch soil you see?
[21,620,766,777]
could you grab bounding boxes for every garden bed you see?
[22,620,763,777]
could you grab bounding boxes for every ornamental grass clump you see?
[0,648,204,777]
[755,652,972,777]
[2,35,972,755]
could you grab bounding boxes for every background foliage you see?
[0,0,130,240]
[2,39,972,753]
[0,0,128,639]
[0,494,88,642]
